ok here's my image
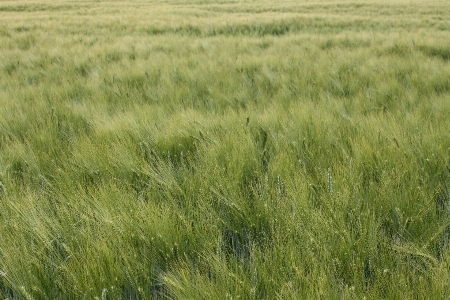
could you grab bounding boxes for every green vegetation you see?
[1,0,450,298]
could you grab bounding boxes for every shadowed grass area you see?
[1,0,450,299]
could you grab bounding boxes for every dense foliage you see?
[1,0,450,298]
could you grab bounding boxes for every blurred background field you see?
[1,0,450,298]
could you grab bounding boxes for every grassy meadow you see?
[1,0,450,298]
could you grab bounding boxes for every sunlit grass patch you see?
[1,0,450,298]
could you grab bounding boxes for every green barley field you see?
[1,0,450,298]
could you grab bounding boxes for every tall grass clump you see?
[1,0,450,299]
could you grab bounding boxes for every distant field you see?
[1,0,450,299]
